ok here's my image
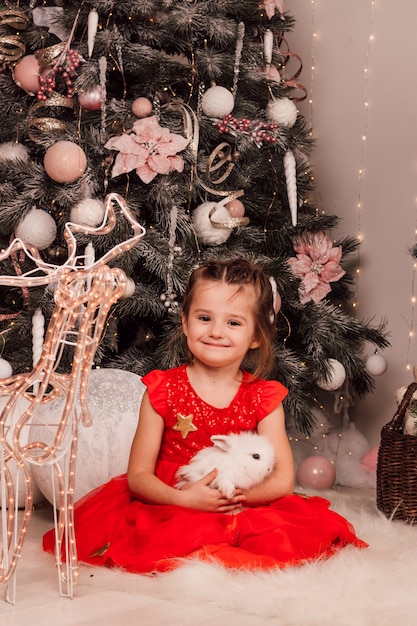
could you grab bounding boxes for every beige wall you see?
[287,0,417,444]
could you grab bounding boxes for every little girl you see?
[43,257,366,572]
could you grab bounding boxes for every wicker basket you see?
[376,380,417,523]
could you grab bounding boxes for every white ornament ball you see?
[70,198,106,227]
[44,140,87,184]
[365,353,388,376]
[296,455,336,490]
[201,86,234,118]
[316,358,346,391]
[121,277,136,298]
[0,141,29,162]
[78,85,102,111]
[132,97,153,118]
[0,357,13,378]
[192,202,233,246]
[266,97,298,127]
[0,394,43,506]
[15,208,57,250]
[30,368,146,504]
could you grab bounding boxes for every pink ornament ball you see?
[297,455,336,490]
[13,55,41,94]
[262,65,281,83]
[44,141,87,184]
[78,85,102,111]
[225,199,245,218]
[132,97,153,118]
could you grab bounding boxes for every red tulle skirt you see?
[43,472,367,573]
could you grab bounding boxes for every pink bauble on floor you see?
[296,455,336,490]
[44,140,87,183]
[13,55,41,94]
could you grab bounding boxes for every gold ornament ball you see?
[44,141,87,183]
[132,97,153,118]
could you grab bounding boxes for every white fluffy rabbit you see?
[175,431,276,498]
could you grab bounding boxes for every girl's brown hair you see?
[182,258,278,378]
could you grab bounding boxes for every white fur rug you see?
[78,487,417,626]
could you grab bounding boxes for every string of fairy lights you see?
[307,0,376,314]
[352,0,376,315]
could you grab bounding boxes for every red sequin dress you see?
[43,365,367,572]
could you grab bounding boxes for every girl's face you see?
[182,280,260,370]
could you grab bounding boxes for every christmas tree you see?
[0,0,389,434]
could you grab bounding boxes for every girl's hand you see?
[179,469,246,513]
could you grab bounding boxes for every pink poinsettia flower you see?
[105,116,189,184]
[288,231,345,304]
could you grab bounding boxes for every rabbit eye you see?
[252,453,260,460]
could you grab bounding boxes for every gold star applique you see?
[173,412,198,439]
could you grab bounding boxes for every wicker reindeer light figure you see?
[0,193,145,603]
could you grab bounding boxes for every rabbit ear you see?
[210,435,231,452]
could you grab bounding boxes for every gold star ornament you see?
[173,412,198,439]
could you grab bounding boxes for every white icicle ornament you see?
[284,150,297,226]
[88,8,99,57]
